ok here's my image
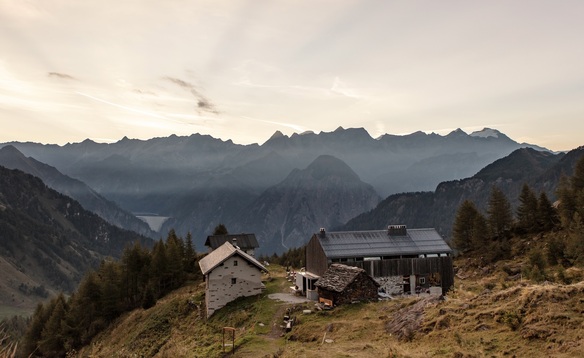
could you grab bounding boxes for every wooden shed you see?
[315,264,380,306]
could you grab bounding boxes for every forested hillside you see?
[18,231,198,357]
[0,166,152,315]
[341,147,584,238]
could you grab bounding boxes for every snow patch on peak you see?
[470,128,500,139]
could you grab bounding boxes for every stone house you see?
[306,225,454,295]
[315,263,379,306]
[198,241,267,318]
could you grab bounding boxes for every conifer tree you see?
[98,261,122,322]
[452,200,481,252]
[165,231,185,289]
[21,302,49,356]
[487,186,514,240]
[184,232,197,274]
[537,192,558,231]
[150,239,168,297]
[471,211,489,248]
[39,294,67,357]
[557,176,576,226]
[516,183,539,233]
[213,223,228,235]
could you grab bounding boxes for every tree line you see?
[452,154,584,267]
[19,229,199,357]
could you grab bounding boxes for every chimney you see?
[232,237,239,249]
[388,225,407,236]
[319,228,326,238]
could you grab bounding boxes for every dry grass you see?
[75,263,584,358]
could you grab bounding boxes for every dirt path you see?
[267,293,310,304]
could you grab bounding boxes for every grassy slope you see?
[78,257,584,357]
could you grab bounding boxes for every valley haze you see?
[0,126,561,255]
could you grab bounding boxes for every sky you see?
[1,1,583,151]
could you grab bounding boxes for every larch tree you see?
[452,200,481,252]
[537,192,558,232]
[516,183,539,233]
[487,186,514,241]
[213,223,228,235]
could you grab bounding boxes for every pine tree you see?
[471,211,489,248]
[487,186,514,240]
[213,223,228,235]
[121,241,150,308]
[150,239,168,297]
[165,231,185,289]
[184,232,197,274]
[537,192,558,231]
[516,183,539,233]
[557,176,575,226]
[452,200,481,252]
[21,302,49,356]
[98,260,122,322]
[39,294,67,357]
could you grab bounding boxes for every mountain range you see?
[0,145,156,238]
[0,166,151,314]
[0,127,551,254]
[341,146,584,238]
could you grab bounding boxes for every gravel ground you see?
[268,293,311,304]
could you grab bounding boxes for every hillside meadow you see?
[72,262,584,358]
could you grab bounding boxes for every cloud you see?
[48,72,76,80]
[163,76,218,114]
[330,77,361,99]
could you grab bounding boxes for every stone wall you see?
[205,255,263,317]
[375,276,404,296]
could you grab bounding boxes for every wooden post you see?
[222,327,235,355]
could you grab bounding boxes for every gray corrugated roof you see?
[198,241,267,275]
[317,228,452,259]
[205,234,259,250]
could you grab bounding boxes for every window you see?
[233,260,238,266]
[231,278,237,284]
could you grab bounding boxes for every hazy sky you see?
[1,1,583,151]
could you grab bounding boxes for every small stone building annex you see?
[198,241,267,318]
[315,263,379,306]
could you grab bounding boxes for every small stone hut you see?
[315,263,379,306]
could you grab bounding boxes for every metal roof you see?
[205,234,259,250]
[316,228,452,259]
[198,241,267,275]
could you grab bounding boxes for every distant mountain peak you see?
[305,154,361,181]
[0,144,25,157]
[447,128,468,137]
[470,128,501,139]
[269,130,285,140]
[334,126,345,132]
